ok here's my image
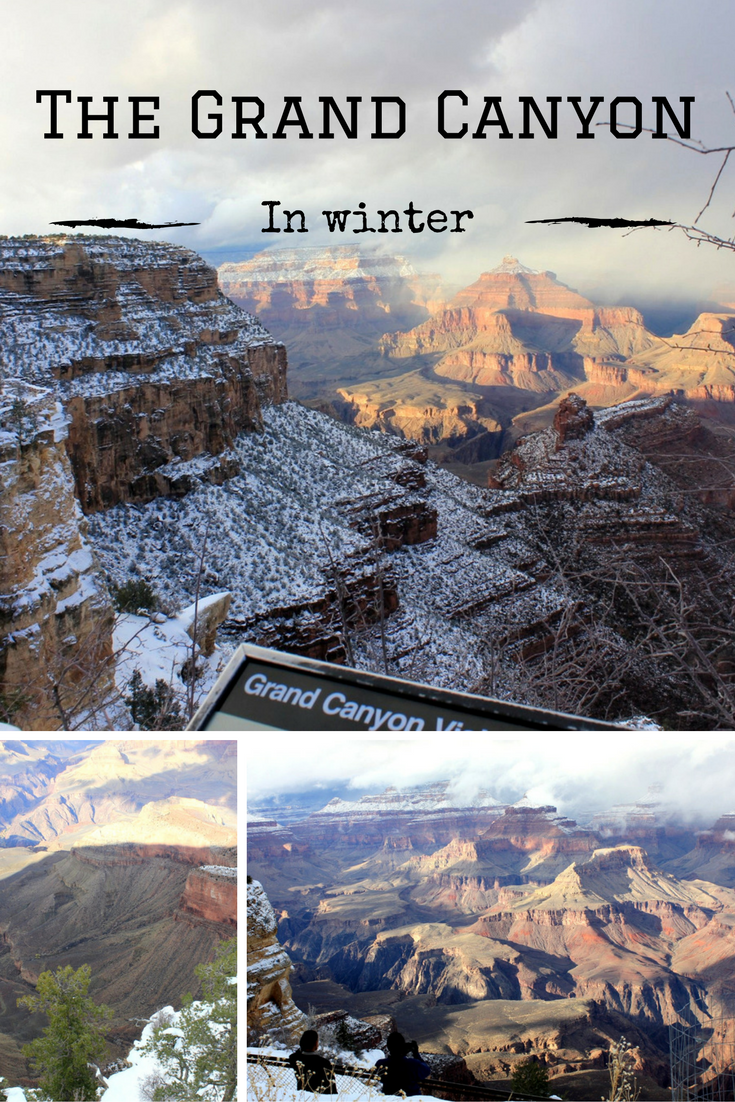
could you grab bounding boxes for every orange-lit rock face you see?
[179,867,237,928]
[626,313,735,401]
[220,246,447,331]
[219,246,450,405]
[381,260,657,387]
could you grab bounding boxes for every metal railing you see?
[246,1052,554,1101]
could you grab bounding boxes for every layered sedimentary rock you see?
[297,783,505,848]
[179,865,237,928]
[405,806,601,902]
[490,393,735,722]
[625,312,735,401]
[472,845,735,1024]
[668,814,735,887]
[247,877,306,1043]
[381,257,656,373]
[280,837,735,1028]
[219,245,448,399]
[87,383,735,727]
[0,384,114,729]
[0,741,237,845]
[332,256,659,450]
[252,791,735,1097]
[335,372,504,458]
[0,235,287,513]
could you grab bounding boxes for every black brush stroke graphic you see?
[526,216,674,229]
[50,218,200,230]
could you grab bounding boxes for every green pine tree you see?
[125,670,183,731]
[17,964,113,1102]
[142,937,237,1101]
[510,1057,551,1098]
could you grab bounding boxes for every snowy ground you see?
[114,595,228,702]
[4,1000,235,1102]
[87,401,547,701]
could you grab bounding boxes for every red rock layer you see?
[179,867,237,928]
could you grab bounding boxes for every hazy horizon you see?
[247,734,735,826]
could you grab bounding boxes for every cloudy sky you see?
[247,733,735,825]
[4,0,735,306]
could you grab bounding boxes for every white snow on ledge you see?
[201,864,237,877]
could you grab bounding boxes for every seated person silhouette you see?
[375,1031,431,1096]
[288,1029,337,1094]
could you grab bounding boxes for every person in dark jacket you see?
[375,1031,431,1096]
[288,1029,337,1094]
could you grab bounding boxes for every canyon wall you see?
[0,235,287,513]
[0,235,288,727]
[178,865,237,928]
[0,384,115,729]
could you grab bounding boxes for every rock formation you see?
[0,235,287,513]
[668,813,735,887]
[553,391,595,446]
[339,256,660,452]
[0,384,115,730]
[0,740,237,847]
[471,845,735,1024]
[381,257,656,374]
[247,876,306,1043]
[625,312,735,402]
[0,236,289,727]
[250,791,735,1095]
[295,783,505,848]
[334,372,504,459]
[178,864,237,928]
[218,245,449,399]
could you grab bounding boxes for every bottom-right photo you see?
[247,734,735,1101]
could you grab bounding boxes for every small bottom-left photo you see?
[0,738,237,1102]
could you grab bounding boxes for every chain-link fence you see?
[670,1016,735,1100]
[246,1052,554,1101]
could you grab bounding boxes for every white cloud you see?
[247,733,735,826]
[3,1,735,298]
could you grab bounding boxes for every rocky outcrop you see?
[0,235,287,513]
[0,842,236,1075]
[467,846,734,1025]
[222,558,400,663]
[178,591,232,657]
[339,489,437,549]
[335,381,504,455]
[327,256,660,451]
[0,742,237,843]
[381,258,657,373]
[297,783,505,848]
[624,312,735,401]
[247,877,306,1043]
[554,391,594,446]
[0,383,115,729]
[667,813,735,887]
[178,865,237,928]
